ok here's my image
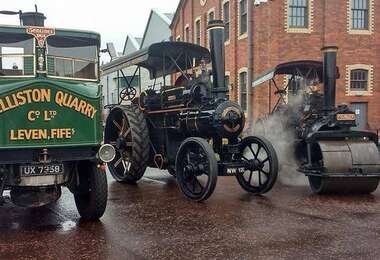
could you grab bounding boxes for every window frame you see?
[351,0,369,30]
[225,71,231,100]
[46,51,99,82]
[350,69,368,91]
[222,0,231,44]
[346,64,374,96]
[238,0,248,39]
[348,0,374,34]
[194,16,202,46]
[184,24,190,43]
[285,0,313,33]
[0,37,36,78]
[207,8,216,49]
[238,68,248,112]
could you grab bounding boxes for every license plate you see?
[337,113,356,121]
[226,167,246,175]
[20,164,64,176]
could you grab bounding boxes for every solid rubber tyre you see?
[74,161,108,221]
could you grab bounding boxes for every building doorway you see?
[351,102,368,130]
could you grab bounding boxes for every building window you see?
[288,0,309,28]
[348,0,373,34]
[239,71,247,111]
[346,64,373,96]
[223,1,230,42]
[350,69,368,91]
[183,24,190,42]
[239,0,248,35]
[351,0,369,30]
[225,74,230,99]
[208,10,215,22]
[195,18,201,45]
[184,25,190,42]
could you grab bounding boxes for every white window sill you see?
[238,33,248,40]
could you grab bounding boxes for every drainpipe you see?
[246,0,254,130]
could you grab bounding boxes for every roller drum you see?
[309,140,380,194]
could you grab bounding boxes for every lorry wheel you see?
[74,161,107,221]
[176,137,218,202]
[235,136,279,195]
[105,106,150,184]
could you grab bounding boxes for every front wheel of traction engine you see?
[176,138,218,202]
[235,136,279,195]
[104,106,150,184]
[74,161,108,221]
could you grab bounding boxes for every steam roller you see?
[298,47,380,194]
[255,46,380,194]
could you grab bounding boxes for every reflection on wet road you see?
[1,169,380,260]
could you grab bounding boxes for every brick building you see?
[170,0,380,133]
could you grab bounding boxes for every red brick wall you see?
[171,0,380,131]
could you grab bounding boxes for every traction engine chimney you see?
[208,20,228,99]
[321,46,338,111]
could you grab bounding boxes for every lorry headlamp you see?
[98,144,116,163]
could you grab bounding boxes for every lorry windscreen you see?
[46,36,98,81]
[0,33,35,77]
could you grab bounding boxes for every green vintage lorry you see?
[0,9,114,220]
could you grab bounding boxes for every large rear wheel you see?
[104,106,150,183]
[175,138,218,202]
[235,136,279,195]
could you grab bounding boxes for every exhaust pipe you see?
[20,6,46,26]
[207,20,228,99]
[321,46,338,111]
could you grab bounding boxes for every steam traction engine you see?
[102,21,278,201]
[254,47,380,194]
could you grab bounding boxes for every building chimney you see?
[207,20,228,99]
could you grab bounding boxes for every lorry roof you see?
[0,24,100,41]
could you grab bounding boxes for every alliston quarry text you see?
[0,88,97,119]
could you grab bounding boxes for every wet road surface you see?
[0,169,380,260]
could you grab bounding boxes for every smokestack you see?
[207,20,228,99]
[321,46,338,111]
[20,11,46,26]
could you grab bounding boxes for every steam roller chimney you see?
[321,46,338,111]
[207,20,228,99]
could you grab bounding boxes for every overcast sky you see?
[0,0,180,51]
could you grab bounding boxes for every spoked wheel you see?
[236,136,279,194]
[104,106,150,183]
[309,176,380,194]
[175,138,218,202]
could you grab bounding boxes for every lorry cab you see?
[0,10,113,220]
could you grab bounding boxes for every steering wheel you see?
[119,87,137,102]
